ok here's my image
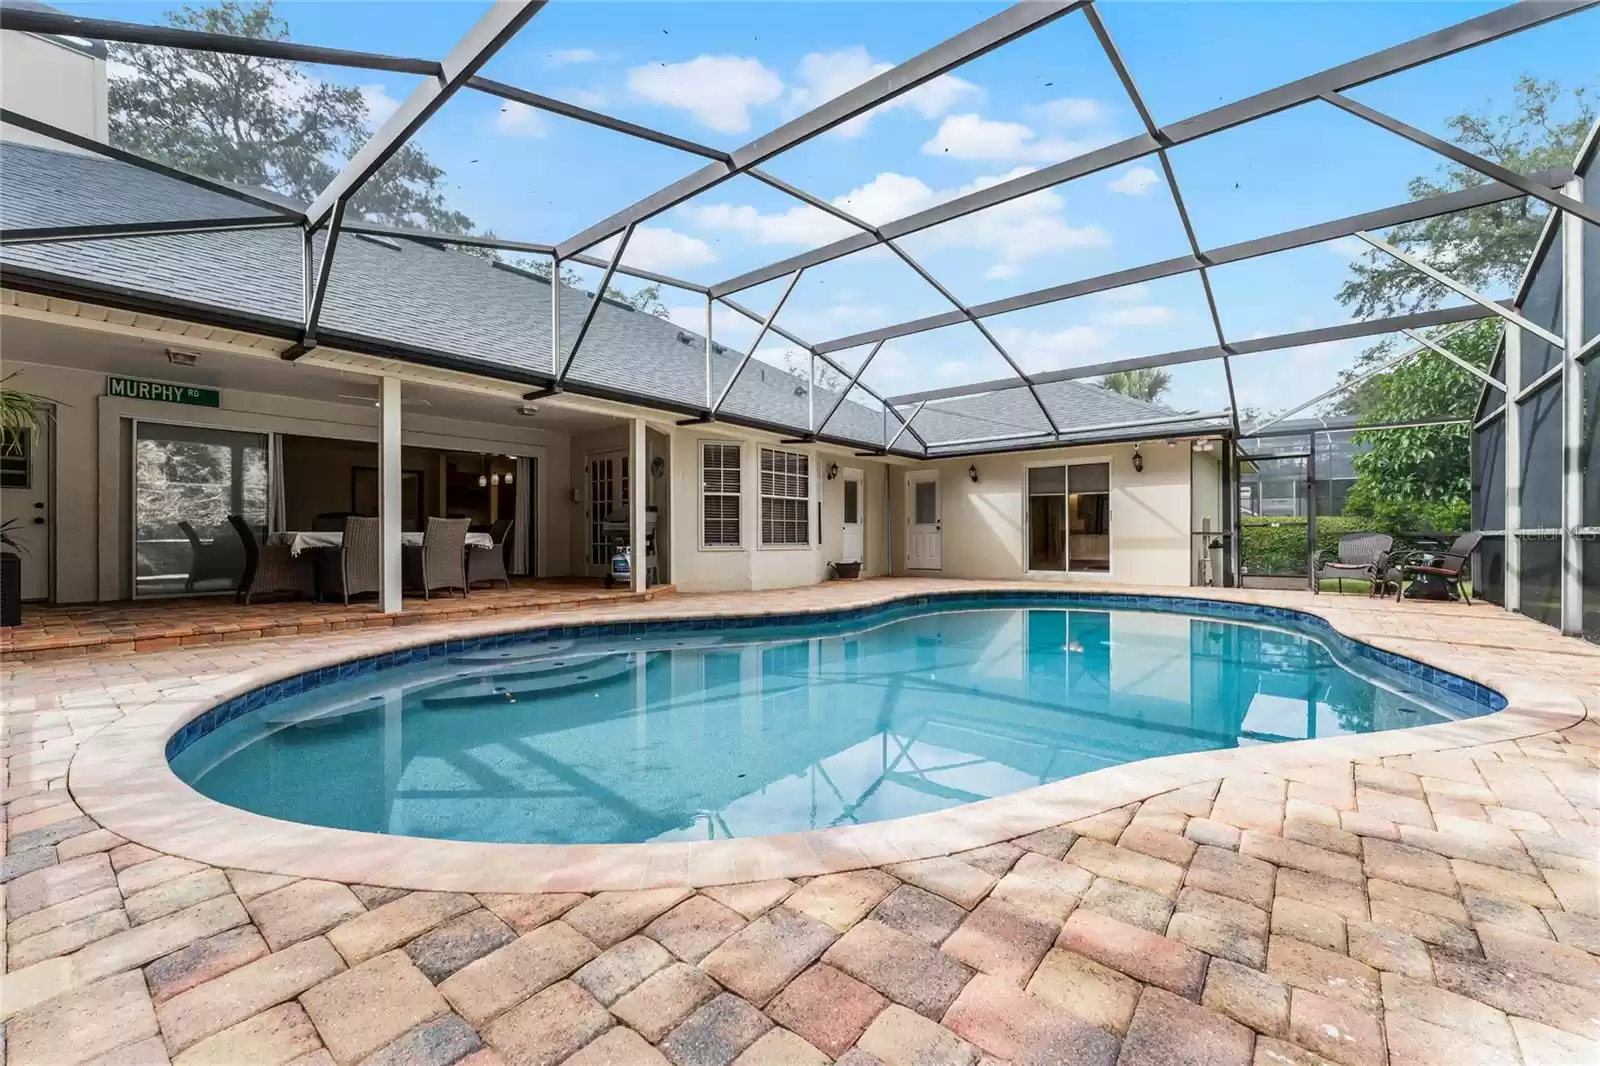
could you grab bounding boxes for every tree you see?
[513,259,670,318]
[1341,320,1498,532]
[108,0,472,233]
[1099,368,1171,403]
[1329,77,1593,531]
[1336,77,1593,320]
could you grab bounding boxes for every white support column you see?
[1560,176,1585,635]
[631,416,647,593]
[380,375,403,613]
[1503,328,1522,612]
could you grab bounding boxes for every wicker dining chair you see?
[228,515,314,605]
[403,517,470,599]
[179,520,241,592]
[316,515,382,605]
[468,518,513,590]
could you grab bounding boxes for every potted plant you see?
[0,372,51,627]
[0,518,23,627]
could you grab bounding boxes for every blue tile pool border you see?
[164,591,1508,761]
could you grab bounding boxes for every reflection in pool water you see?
[171,607,1488,845]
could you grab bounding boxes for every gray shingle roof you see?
[0,141,1211,455]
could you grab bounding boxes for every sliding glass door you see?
[1068,463,1111,572]
[1027,461,1111,573]
[133,422,268,597]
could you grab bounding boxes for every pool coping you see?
[67,584,1592,893]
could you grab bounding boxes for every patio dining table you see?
[269,530,495,556]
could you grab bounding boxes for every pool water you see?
[171,605,1493,845]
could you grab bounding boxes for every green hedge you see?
[1241,516,1372,575]
[1241,516,1457,576]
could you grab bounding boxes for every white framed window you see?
[760,447,810,546]
[700,441,741,548]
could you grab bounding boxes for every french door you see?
[585,450,628,575]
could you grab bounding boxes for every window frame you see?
[698,439,743,551]
[759,446,812,549]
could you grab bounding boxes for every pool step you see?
[266,693,387,730]
[448,633,727,667]
[448,639,576,666]
[420,654,639,708]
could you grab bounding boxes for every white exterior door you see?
[841,470,864,563]
[906,473,941,570]
[1,425,50,600]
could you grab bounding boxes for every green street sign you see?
[107,376,220,408]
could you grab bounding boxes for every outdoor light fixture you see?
[491,473,501,486]
[477,475,488,488]
[1132,450,1145,474]
[968,465,979,483]
[504,472,513,485]
[164,348,199,366]
[827,463,838,480]
[517,405,537,416]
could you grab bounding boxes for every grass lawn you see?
[1315,577,1474,598]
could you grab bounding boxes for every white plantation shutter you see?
[701,442,741,547]
[760,448,809,546]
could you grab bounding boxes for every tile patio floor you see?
[3,579,1599,1066]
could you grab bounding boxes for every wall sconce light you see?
[968,464,979,483]
[827,462,839,480]
[652,456,665,478]
[504,472,514,485]
[1132,450,1145,474]
[478,474,488,488]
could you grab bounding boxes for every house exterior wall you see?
[893,440,1196,586]
[0,31,107,149]
[664,426,892,594]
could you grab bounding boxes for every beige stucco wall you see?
[1,31,108,149]
[892,440,1196,586]
[664,426,891,594]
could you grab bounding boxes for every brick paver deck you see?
[3,580,1598,1066]
[0,580,668,662]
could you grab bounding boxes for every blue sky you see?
[72,0,1600,417]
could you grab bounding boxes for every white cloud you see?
[1328,235,1369,260]
[1107,165,1160,196]
[1094,304,1174,327]
[592,225,717,272]
[1034,97,1103,126]
[921,113,1101,164]
[993,324,1109,373]
[358,84,402,126]
[686,202,857,247]
[548,47,600,66]
[628,55,783,134]
[686,167,1109,277]
[789,47,981,138]
[495,101,549,138]
[562,88,609,109]
[1096,283,1150,304]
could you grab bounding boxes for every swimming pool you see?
[168,596,1502,846]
